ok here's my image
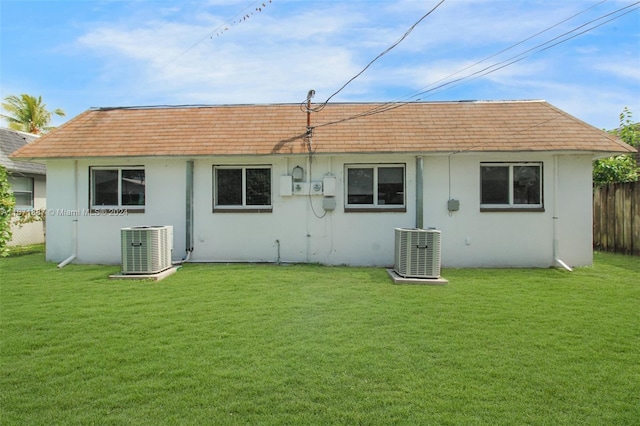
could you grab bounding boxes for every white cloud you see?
[58,0,639,129]
[594,62,640,82]
[73,3,372,105]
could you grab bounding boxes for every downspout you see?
[174,160,194,265]
[553,155,572,271]
[416,156,424,229]
[57,160,78,268]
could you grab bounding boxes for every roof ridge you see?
[0,127,40,138]
[88,99,549,111]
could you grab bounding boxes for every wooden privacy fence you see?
[593,181,640,255]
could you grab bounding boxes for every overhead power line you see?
[163,0,273,68]
[409,0,640,101]
[410,0,609,102]
[302,0,446,114]
[312,1,640,130]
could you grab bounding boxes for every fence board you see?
[593,181,639,255]
[593,189,602,249]
[633,182,640,255]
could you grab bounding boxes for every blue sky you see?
[1,0,639,130]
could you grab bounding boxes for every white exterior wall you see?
[423,153,593,268]
[45,161,76,259]
[554,155,594,267]
[46,159,186,264]
[191,154,414,266]
[8,175,46,246]
[45,152,595,268]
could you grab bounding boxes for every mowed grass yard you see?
[1,251,639,425]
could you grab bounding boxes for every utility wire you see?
[408,0,609,102]
[312,2,637,127]
[409,1,640,101]
[302,0,446,114]
[162,0,273,68]
[312,1,640,129]
[316,1,639,127]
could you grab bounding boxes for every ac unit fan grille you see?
[121,226,172,274]
[394,228,441,278]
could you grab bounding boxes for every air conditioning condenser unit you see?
[394,228,441,279]
[121,226,173,274]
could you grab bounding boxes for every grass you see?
[1,253,639,425]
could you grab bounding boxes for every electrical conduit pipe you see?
[173,160,194,265]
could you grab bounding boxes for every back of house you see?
[11,100,635,268]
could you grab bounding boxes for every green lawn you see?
[1,253,639,425]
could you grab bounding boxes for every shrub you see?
[0,165,16,256]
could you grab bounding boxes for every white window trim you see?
[8,176,34,210]
[90,166,145,211]
[344,164,406,212]
[213,165,273,212]
[480,162,544,211]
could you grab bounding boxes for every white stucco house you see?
[1,127,46,246]
[10,100,636,268]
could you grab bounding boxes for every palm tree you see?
[1,94,65,134]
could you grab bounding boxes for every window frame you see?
[213,165,273,213]
[344,163,406,213]
[8,176,35,210]
[480,162,544,212]
[89,166,146,213]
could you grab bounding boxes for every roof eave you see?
[591,149,638,160]
[15,146,636,161]
[7,155,48,164]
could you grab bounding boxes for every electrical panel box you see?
[280,175,293,196]
[447,199,460,212]
[323,197,336,211]
[323,176,337,196]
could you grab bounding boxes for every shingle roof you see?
[0,127,45,174]
[10,100,635,159]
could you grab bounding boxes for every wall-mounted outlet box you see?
[448,199,460,211]
[323,196,336,211]
[280,175,292,196]
[323,176,337,196]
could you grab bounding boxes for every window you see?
[345,164,405,211]
[480,162,543,211]
[8,176,34,209]
[214,166,272,212]
[90,167,145,210]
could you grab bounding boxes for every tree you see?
[593,107,639,186]
[1,94,65,134]
[612,107,640,149]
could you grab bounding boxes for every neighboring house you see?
[10,100,636,268]
[0,127,45,246]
